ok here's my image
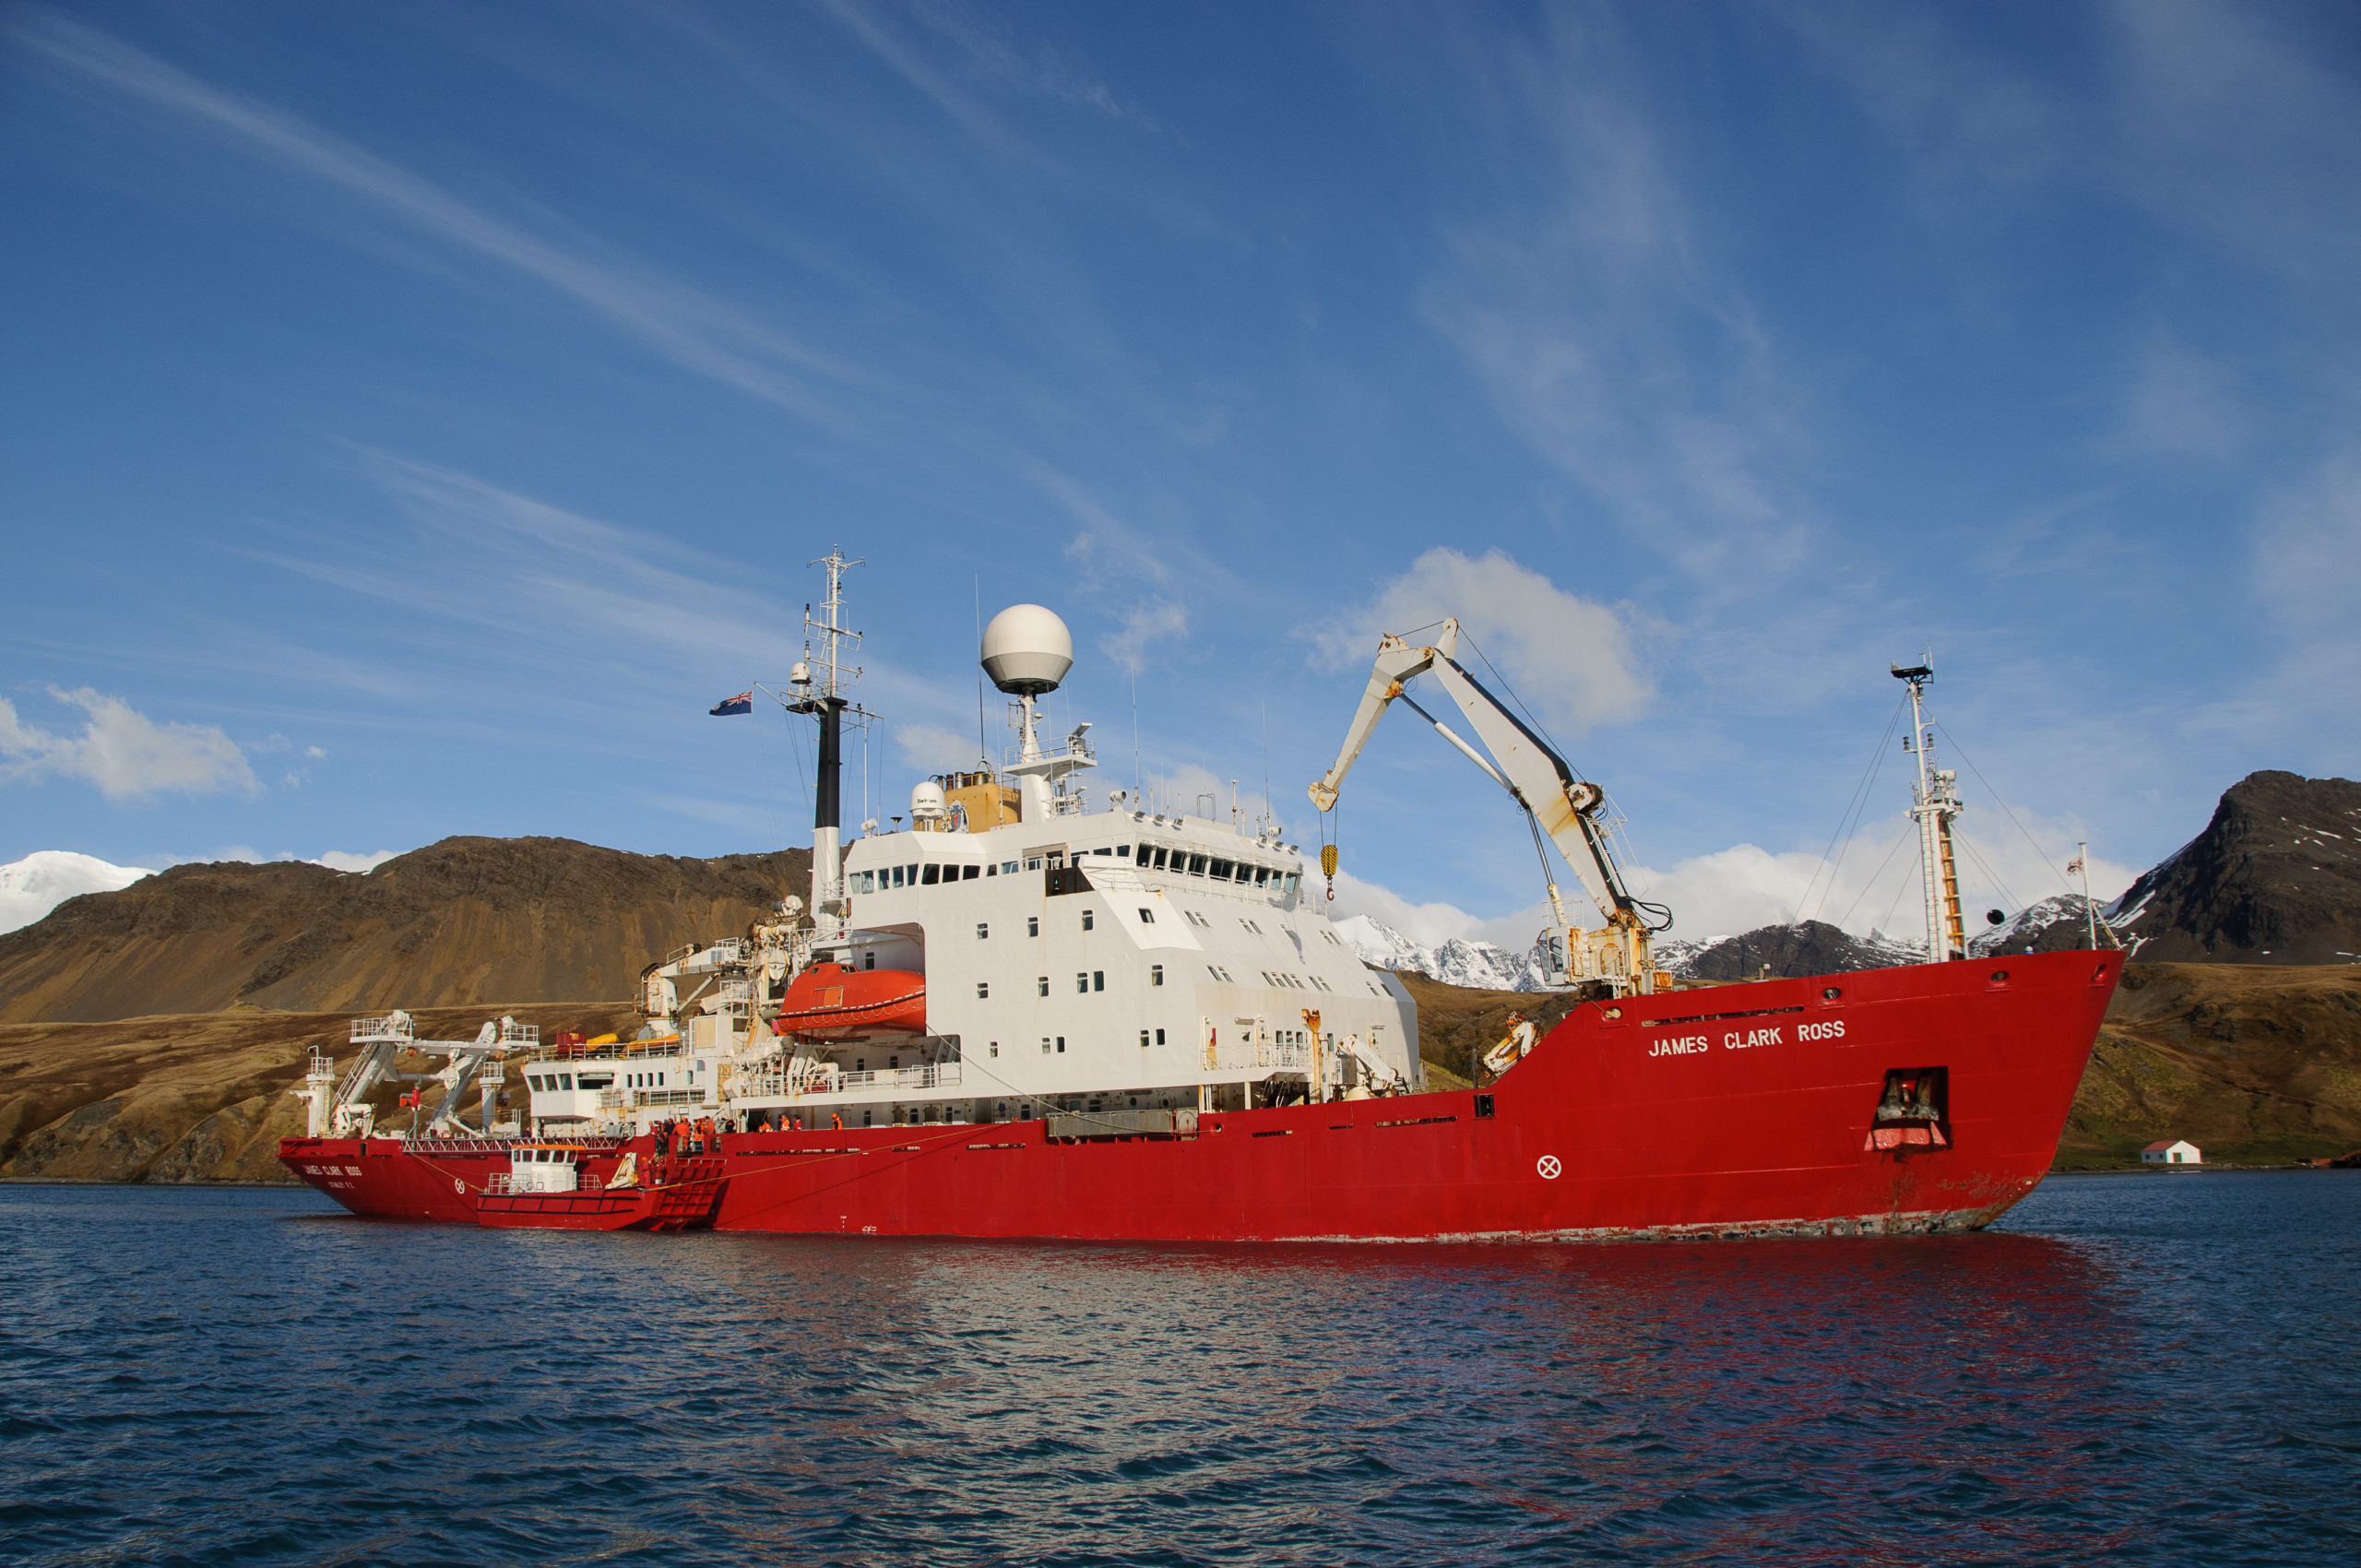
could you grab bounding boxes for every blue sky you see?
[4,1,2357,945]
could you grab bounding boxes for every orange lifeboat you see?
[771,962,926,1039]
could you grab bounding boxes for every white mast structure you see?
[1892,659,1967,964]
[789,547,862,943]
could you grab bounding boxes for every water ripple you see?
[0,1173,2355,1563]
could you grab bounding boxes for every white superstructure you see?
[502,585,1420,1138]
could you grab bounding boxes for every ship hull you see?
[280,951,2120,1242]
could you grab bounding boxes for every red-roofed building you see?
[2142,1138,2201,1166]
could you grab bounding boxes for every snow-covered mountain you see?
[0,851,156,935]
[1331,915,1544,992]
[1970,895,2106,956]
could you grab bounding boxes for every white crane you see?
[1308,618,1668,994]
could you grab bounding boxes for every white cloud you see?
[0,688,260,802]
[314,849,400,873]
[1309,547,1650,733]
[0,850,157,934]
[2105,335,2248,460]
[1100,600,1187,677]
[895,721,987,779]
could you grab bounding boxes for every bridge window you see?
[1157,1028,1166,1045]
[1057,1037,1066,1053]
[976,982,989,1000]
[1041,1038,1051,1054]
[1135,845,1152,866]
[1082,909,1095,932]
[1140,1031,1150,1049]
[1076,973,1089,993]
[1027,916,1039,937]
[1210,859,1234,880]
[977,922,989,939]
[1151,964,1163,987]
[922,864,940,885]
[1093,971,1105,992]
[1187,854,1207,875]
[1038,976,1049,997]
[1153,847,1169,870]
[989,1042,999,1058]
[964,865,980,880]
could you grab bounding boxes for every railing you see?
[498,1019,540,1048]
[635,1089,703,1108]
[838,1063,963,1092]
[1203,1037,1311,1073]
[350,1012,414,1044]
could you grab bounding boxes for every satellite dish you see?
[981,604,1073,695]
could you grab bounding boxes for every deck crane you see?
[1308,618,1669,995]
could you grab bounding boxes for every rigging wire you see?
[1795,691,1910,927]
[1934,722,2084,900]
[1876,839,1919,937]
[1833,826,1913,933]
[1950,826,2024,917]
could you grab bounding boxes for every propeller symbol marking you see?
[1536,1155,1562,1181]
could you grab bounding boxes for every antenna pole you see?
[2078,841,2098,950]
[1894,659,1966,964]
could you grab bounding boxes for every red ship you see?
[281,569,2121,1241]
[282,946,2118,1239]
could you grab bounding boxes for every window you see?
[1210,859,1234,880]
[1311,976,1333,992]
[1207,965,1235,982]
[1057,1037,1066,1053]
[854,871,873,893]
[1076,973,1089,993]
[1140,1030,1151,1049]
[1156,1028,1166,1045]
[1082,909,1095,932]
[1241,918,1262,934]
[1093,970,1105,992]
[1135,845,1152,867]
[990,1042,999,1058]
[976,982,990,1000]
[1115,844,1128,856]
[1003,861,1019,874]
[1151,964,1163,987]
[1041,1038,1051,1054]
[922,863,941,885]
[1322,930,1342,946]
[1026,857,1043,871]
[905,864,918,885]
[986,864,997,876]
[863,952,876,970]
[1368,982,1385,997]
[1255,867,1270,885]
[890,865,906,888]
[1187,854,1207,875]
[1038,976,1050,997]
[561,1074,573,1089]
[1152,847,1169,870]
[1183,909,1211,928]
[976,922,990,940]
[1137,907,1156,924]
[964,865,980,880]
[1027,916,1039,937]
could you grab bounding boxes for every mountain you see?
[0,837,811,1024]
[1655,921,1925,981]
[1970,895,2107,956]
[2107,771,2361,964]
[1331,915,1540,992]
[0,851,155,935]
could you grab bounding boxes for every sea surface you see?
[2,1172,2355,1566]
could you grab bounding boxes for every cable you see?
[1795,692,1909,926]
[1935,723,2081,899]
[1834,827,1912,932]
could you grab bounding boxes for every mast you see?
[790,547,862,943]
[1892,660,1966,963]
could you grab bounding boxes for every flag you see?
[2066,856,2083,876]
[710,691,753,717]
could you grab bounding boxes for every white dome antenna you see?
[981,604,1073,696]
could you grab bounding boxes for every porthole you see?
[1821,986,1842,1001]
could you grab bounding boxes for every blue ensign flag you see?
[709,691,753,716]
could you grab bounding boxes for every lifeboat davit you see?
[771,962,926,1039]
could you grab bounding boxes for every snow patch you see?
[0,850,156,934]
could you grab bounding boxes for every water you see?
[1,1174,2355,1565]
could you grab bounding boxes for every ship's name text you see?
[1648,1017,1841,1059]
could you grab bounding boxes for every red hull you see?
[281,951,2121,1242]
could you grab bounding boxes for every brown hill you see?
[0,1003,643,1183]
[2061,962,2361,1168]
[0,837,810,1024]
[2110,770,2361,964]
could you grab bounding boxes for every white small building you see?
[2142,1138,2201,1166]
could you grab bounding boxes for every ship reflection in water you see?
[2,1173,2355,1564]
